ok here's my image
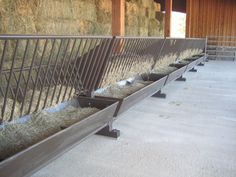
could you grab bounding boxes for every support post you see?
[96,122,120,139]
[189,68,197,72]
[186,0,192,37]
[176,75,186,81]
[198,63,204,66]
[112,0,125,36]
[164,0,172,37]
[152,90,167,98]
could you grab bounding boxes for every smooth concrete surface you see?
[31,60,236,177]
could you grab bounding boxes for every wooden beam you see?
[112,0,125,36]
[164,0,172,37]
[186,0,192,37]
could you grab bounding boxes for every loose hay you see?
[100,54,154,87]
[0,104,99,161]
[0,98,21,122]
[96,80,153,98]
[23,85,75,115]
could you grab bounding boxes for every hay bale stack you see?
[0,0,112,35]
[0,104,99,161]
[125,0,163,36]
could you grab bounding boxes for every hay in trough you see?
[100,54,154,88]
[0,103,99,161]
[153,66,177,75]
[0,98,21,122]
[22,85,75,115]
[96,80,153,98]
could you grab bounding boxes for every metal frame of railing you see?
[0,35,206,124]
[206,36,236,60]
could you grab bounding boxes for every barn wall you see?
[186,0,236,38]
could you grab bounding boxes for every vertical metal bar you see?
[80,38,100,91]
[151,38,166,69]
[10,39,29,121]
[122,38,140,73]
[101,38,122,83]
[87,38,111,91]
[35,39,56,111]
[28,39,49,113]
[57,39,84,103]
[51,39,71,105]
[56,39,79,103]
[83,38,103,90]
[68,38,94,97]
[42,38,67,109]
[2,40,19,121]
[97,37,118,88]
[20,39,40,115]
[0,40,7,75]
[122,38,141,74]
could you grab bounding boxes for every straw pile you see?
[23,85,75,115]
[179,49,203,60]
[0,104,99,161]
[125,0,163,36]
[152,53,178,74]
[0,98,21,122]
[0,0,112,35]
[0,85,75,123]
[100,54,154,88]
[96,80,152,98]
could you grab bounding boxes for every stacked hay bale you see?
[125,0,164,36]
[0,0,112,35]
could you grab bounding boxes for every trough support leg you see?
[176,75,186,81]
[96,123,120,139]
[152,90,166,98]
[189,68,197,72]
[198,62,204,66]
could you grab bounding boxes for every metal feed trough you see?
[0,35,118,177]
[0,34,206,177]
[95,37,206,117]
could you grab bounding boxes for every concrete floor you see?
[31,60,236,177]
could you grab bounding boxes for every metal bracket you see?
[96,123,120,139]
[176,76,186,81]
[189,68,197,72]
[152,90,166,98]
[198,63,204,66]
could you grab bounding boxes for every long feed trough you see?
[95,37,206,116]
[0,35,118,177]
[0,35,206,177]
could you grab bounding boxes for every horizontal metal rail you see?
[206,36,236,60]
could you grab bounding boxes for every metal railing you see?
[0,35,206,123]
[0,35,113,122]
[206,36,236,60]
